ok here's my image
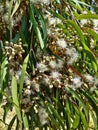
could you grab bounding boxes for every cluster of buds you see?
[4,39,25,69]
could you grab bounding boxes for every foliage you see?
[0,0,98,129]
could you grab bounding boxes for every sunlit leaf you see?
[66,87,89,119]
[12,76,22,126]
[11,0,20,17]
[29,4,46,50]
[75,13,98,19]
[72,106,80,129]
[80,110,88,129]
[22,111,29,129]
[19,54,29,99]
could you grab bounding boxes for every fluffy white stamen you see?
[56,38,67,49]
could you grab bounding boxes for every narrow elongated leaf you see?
[89,110,97,129]
[47,103,65,130]
[34,7,47,44]
[12,76,22,126]
[85,91,98,116]
[22,111,29,129]
[0,58,8,89]
[83,91,98,129]
[66,87,88,119]
[46,103,63,130]
[64,101,71,130]
[19,54,29,99]
[72,106,80,129]
[75,13,98,19]
[11,0,20,17]
[80,110,88,130]
[0,58,8,103]
[29,4,45,50]
[67,20,97,72]
[71,0,91,7]
[67,20,90,50]
[12,14,27,43]
[85,28,98,42]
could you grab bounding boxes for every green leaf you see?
[67,20,97,72]
[34,7,47,44]
[89,110,97,129]
[57,23,71,36]
[92,61,98,73]
[48,103,65,130]
[85,91,98,116]
[67,20,88,48]
[64,101,71,130]
[71,0,91,7]
[11,0,20,17]
[72,106,80,129]
[85,28,98,42]
[12,14,27,43]
[12,76,22,126]
[29,4,46,50]
[46,103,63,130]
[22,111,29,129]
[83,90,98,129]
[66,87,88,119]
[19,54,29,99]
[0,58,8,103]
[80,110,88,130]
[75,13,98,19]
[0,58,8,89]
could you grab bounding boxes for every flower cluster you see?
[15,2,98,112]
[38,107,48,126]
[1,1,98,115]
[4,39,25,69]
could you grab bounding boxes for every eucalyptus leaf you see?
[19,54,29,99]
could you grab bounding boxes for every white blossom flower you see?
[21,97,30,105]
[48,17,61,26]
[43,77,50,85]
[56,38,67,49]
[16,70,21,80]
[48,17,57,26]
[31,81,40,92]
[80,19,88,26]
[24,89,31,95]
[50,71,61,79]
[84,74,95,84]
[93,20,98,28]
[66,47,78,64]
[57,59,64,69]
[49,60,57,69]
[72,76,82,88]
[36,62,48,72]
[93,19,98,33]
[49,59,64,69]
[38,107,48,126]
[24,76,31,86]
